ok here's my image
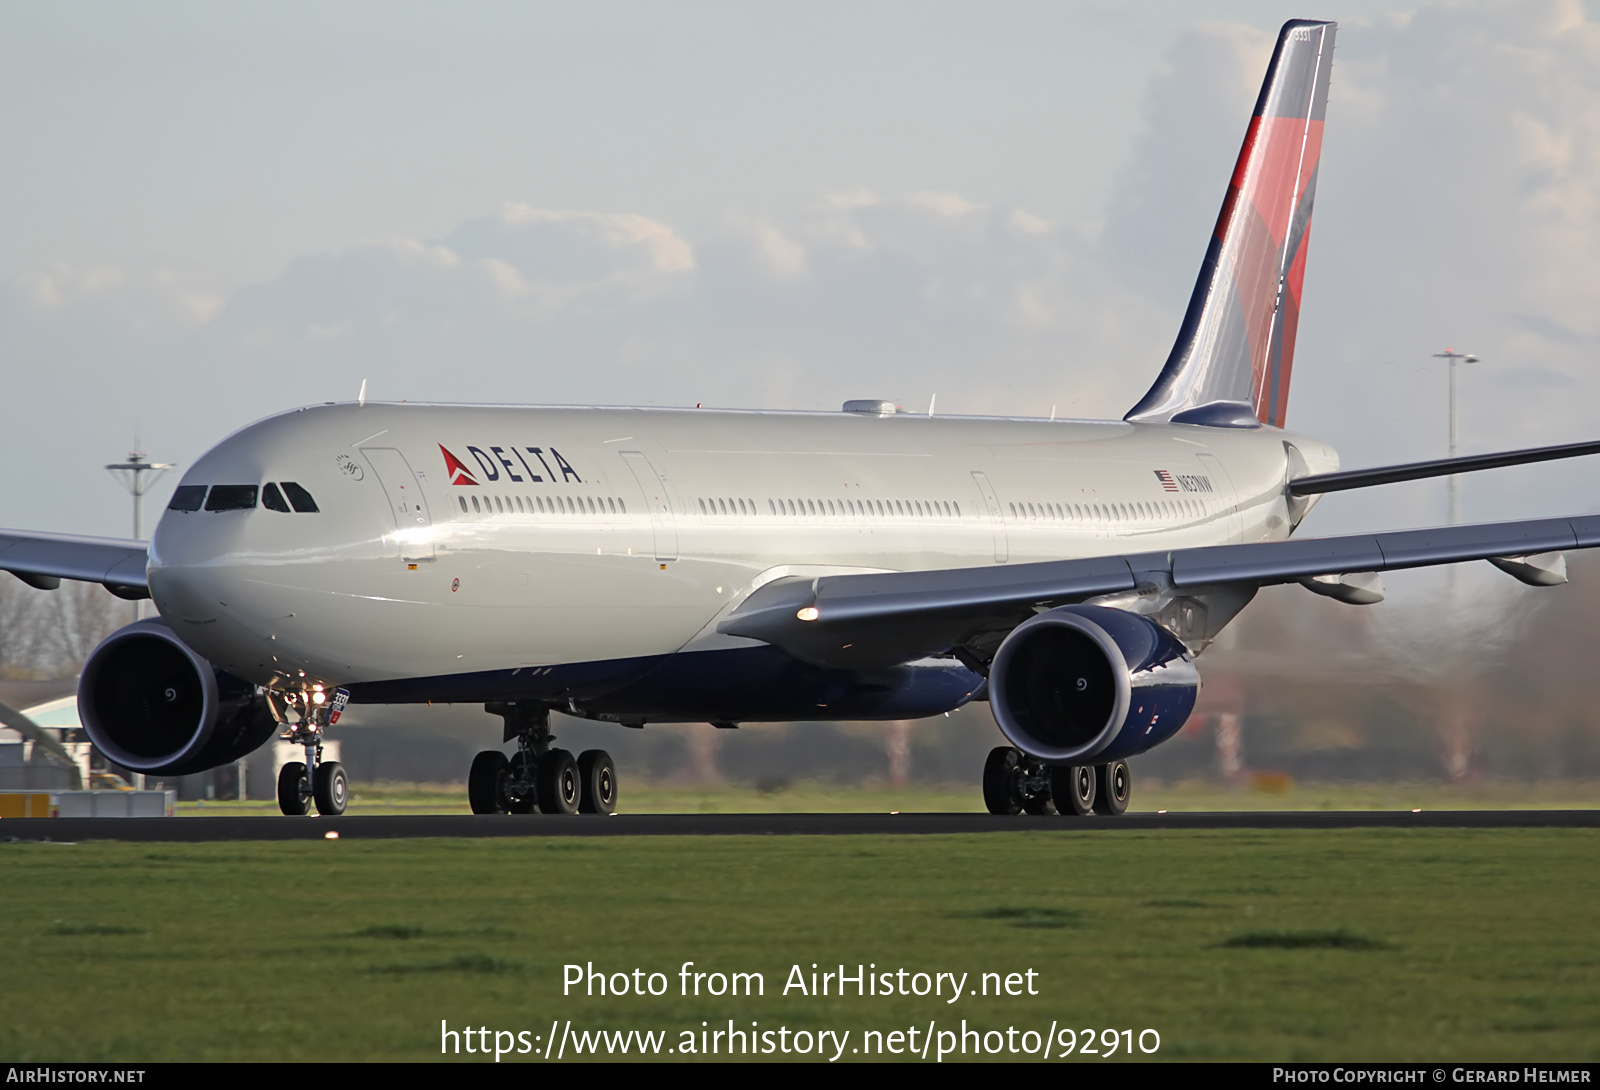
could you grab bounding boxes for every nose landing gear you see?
[273,687,350,816]
[982,747,1131,818]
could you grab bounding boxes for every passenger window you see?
[205,485,258,511]
[261,483,291,512]
[168,485,207,512]
[281,482,320,513]
[459,497,468,513]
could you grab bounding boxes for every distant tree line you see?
[0,579,130,680]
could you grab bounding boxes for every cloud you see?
[14,262,222,326]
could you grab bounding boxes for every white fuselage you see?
[147,403,1337,700]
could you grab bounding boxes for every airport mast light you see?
[1431,349,1479,527]
[105,448,174,542]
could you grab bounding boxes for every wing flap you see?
[1172,535,1385,585]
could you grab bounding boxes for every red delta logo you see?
[439,445,480,486]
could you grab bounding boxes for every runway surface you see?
[1,810,1597,840]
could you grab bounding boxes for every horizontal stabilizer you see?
[1289,437,1600,495]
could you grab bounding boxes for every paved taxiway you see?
[0,811,1595,841]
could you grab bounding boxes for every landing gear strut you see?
[983,747,1054,815]
[473,703,615,816]
[982,747,1131,817]
[274,687,350,816]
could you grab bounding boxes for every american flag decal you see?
[1154,469,1180,492]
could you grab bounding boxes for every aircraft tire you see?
[277,761,310,816]
[1050,764,1096,816]
[314,761,348,816]
[505,751,538,814]
[537,749,581,815]
[469,750,509,815]
[1021,758,1058,815]
[577,749,617,815]
[1092,760,1131,816]
[982,747,1024,816]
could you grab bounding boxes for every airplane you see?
[4,18,1599,819]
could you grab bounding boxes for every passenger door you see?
[361,447,435,561]
[620,451,679,562]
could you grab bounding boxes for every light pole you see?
[1432,349,1478,526]
[105,447,174,621]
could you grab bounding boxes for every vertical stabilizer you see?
[1126,19,1335,429]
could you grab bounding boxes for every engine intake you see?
[79,620,276,776]
[990,605,1198,764]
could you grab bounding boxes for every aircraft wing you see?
[718,514,1600,668]
[0,529,149,599]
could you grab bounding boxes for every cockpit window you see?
[205,485,258,511]
[168,485,207,512]
[281,482,319,513]
[261,483,291,512]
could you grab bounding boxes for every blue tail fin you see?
[1126,19,1335,430]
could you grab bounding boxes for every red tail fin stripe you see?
[1237,117,1322,251]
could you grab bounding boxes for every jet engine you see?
[79,619,277,776]
[989,605,1199,764]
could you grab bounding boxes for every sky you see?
[4,0,1599,640]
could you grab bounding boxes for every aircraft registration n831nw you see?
[7,19,1600,817]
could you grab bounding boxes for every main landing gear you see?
[275,688,351,816]
[982,747,1131,817]
[471,702,617,816]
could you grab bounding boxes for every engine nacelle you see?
[79,620,277,776]
[990,605,1199,764]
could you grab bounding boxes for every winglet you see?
[1126,19,1336,430]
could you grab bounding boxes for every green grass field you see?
[3,828,1596,1062]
